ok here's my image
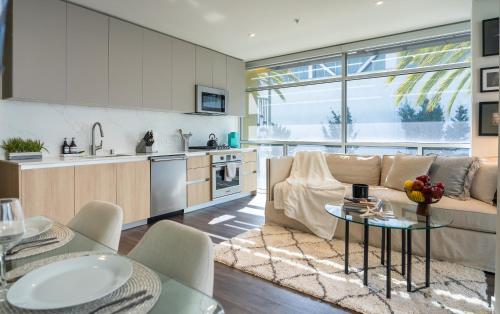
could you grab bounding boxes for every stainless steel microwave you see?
[196,85,226,115]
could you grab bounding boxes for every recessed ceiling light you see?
[249,33,256,38]
[376,1,384,5]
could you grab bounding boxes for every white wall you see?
[471,0,499,157]
[0,100,239,156]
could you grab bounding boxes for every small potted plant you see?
[403,175,445,216]
[1,137,48,160]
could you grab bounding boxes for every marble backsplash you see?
[0,100,239,157]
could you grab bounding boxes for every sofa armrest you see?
[266,156,294,201]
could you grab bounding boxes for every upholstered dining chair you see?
[68,200,123,251]
[127,220,214,296]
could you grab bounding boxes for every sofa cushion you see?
[471,158,498,205]
[384,154,436,191]
[368,186,497,233]
[325,154,381,186]
[428,156,478,200]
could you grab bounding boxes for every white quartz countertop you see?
[0,148,257,170]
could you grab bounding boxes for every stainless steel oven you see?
[196,85,226,115]
[211,153,242,199]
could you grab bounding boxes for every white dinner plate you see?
[7,255,133,310]
[23,216,53,239]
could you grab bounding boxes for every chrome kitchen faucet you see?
[90,122,104,155]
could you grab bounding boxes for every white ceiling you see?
[69,0,472,61]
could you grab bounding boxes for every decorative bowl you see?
[403,175,445,216]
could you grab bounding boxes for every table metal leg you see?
[401,230,406,276]
[345,221,349,274]
[426,227,430,287]
[363,222,369,286]
[386,228,391,298]
[407,229,412,292]
[381,228,385,265]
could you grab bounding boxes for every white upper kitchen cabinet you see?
[195,46,227,90]
[109,18,143,108]
[212,51,227,90]
[226,56,246,116]
[8,0,66,103]
[195,46,213,87]
[143,29,173,110]
[171,38,196,113]
[67,4,109,106]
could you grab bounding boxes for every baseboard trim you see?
[122,219,148,230]
[121,192,255,230]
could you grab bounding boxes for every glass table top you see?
[6,224,223,314]
[325,200,453,230]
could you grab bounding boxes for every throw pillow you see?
[471,159,498,204]
[428,156,479,200]
[384,154,436,191]
[325,154,381,185]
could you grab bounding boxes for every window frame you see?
[241,32,472,157]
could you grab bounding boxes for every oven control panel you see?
[212,153,242,164]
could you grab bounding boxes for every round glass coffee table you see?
[325,201,453,298]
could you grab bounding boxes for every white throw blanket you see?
[274,151,345,239]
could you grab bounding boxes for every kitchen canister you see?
[227,132,240,148]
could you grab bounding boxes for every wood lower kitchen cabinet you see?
[241,161,257,193]
[186,156,211,207]
[117,161,151,224]
[241,151,258,194]
[21,167,75,224]
[74,163,117,213]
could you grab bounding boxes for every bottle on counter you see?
[69,138,78,154]
[62,138,70,154]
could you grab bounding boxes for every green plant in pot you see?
[1,137,48,160]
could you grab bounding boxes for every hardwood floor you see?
[119,193,494,314]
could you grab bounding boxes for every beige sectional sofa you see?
[265,154,497,272]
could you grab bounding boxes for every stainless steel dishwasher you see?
[150,154,187,217]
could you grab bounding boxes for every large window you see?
[347,36,471,75]
[247,56,342,89]
[244,83,342,141]
[242,33,472,189]
[346,69,471,143]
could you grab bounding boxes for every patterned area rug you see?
[214,225,491,314]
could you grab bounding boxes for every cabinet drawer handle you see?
[187,178,210,185]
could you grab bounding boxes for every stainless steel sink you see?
[80,154,132,158]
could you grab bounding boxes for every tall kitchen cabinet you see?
[109,18,143,108]
[66,4,109,106]
[4,0,66,102]
[171,38,196,113]
[143,29,172,110]
[226,57,246,116]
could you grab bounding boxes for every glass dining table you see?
[5,223,224,314]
